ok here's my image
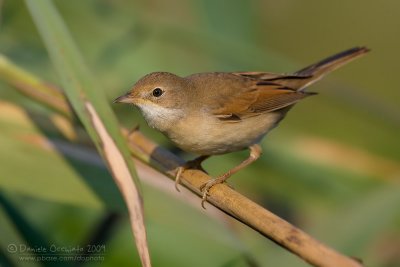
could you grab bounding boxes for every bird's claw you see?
[199,179,223,209]
[174,167,184,192]
[200,184,211,209]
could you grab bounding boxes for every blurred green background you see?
[0,0,399,266]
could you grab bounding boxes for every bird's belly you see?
[165,112,283,155]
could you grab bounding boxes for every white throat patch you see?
[135,102,184,131]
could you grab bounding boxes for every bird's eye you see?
[152,88,163,97]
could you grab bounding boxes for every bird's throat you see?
[135,102,184,132]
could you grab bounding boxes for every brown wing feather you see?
[213,82,315,121]
[249,90,316,113]
[232,72,312,90]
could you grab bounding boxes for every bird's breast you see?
[164,111,284,155]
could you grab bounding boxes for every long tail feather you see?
[295,46,370,91]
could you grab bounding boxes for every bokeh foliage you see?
[0,0,399,266]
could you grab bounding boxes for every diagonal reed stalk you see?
[24,1,151,266]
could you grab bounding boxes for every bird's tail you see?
[295,46,370,91]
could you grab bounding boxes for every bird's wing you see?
[212,77,315,121]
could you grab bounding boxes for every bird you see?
[114,46,369,207]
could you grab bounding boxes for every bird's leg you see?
[175,155,210,191]
[200,144,262,208]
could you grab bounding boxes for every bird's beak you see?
[113,92,132,104]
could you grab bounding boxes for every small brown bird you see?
[115,47,369,207]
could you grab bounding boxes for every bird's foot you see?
[174,156,208,191]
[199,176,228,209]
